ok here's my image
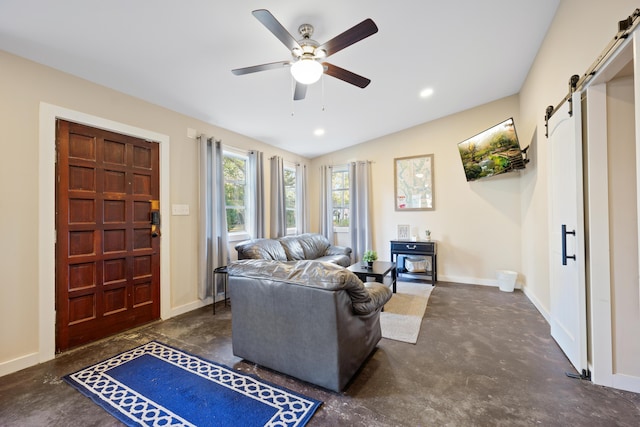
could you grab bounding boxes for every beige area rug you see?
[380,281,434,344]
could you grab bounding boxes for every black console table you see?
[390,240,437,284]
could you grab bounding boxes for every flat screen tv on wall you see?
[457,118,527,182]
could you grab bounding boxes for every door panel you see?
[547,93,588,374]
[56,120,160,352]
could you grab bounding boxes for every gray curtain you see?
[198,135,211,300]
[198,137,230,301]
[270,156,286,238]
[320,165,334,243]
[248,150,265,238]
[214,140,230,278]
[296,163,309,233]
[349,161,373,262]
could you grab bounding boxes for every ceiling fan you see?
[232,9,378,101]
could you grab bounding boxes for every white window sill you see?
[228,232,252,243]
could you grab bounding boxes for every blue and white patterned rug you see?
[63,341,321,427]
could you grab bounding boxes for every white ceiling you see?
[0,0,559,158]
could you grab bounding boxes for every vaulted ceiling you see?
[0,0,560,158]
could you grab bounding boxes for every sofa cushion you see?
[235,233,352,266]
[296,233,331,259]
[235,239,287,261]
[277,236,306,260]
[228,259,390,315]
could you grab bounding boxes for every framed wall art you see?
[397,224,410,240]
[394,154,434,211]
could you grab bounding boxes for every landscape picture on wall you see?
[394,154,434,211]
[457,118,526,182]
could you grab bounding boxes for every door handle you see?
[150,200,160,238]
[562,224,576,265]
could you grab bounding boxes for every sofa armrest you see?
[325,245,352,256]
[352,282,392,315]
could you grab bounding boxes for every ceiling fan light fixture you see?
[290,58,323,85]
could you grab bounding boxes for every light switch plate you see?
[171,204,190,215]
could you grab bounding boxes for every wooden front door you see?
[55,120,160,352]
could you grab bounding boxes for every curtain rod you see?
[197,135,222,144]
[268,155,302,166]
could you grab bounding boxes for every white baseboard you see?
[612,373,640,393]
[0,297,215,379]
[169,298,212,318]
[436,275,548,325]
[521,285,550,323]
[0,351,40,377]
[437,274,522,289]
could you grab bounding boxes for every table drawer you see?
[390,241,435,254]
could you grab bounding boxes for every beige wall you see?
[518,0,638,316]
[0,50,309,371]
[310,95,523,285]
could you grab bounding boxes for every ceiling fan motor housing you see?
[293,24,323,59]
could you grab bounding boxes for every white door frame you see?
[584,82,614,387]
[38,103,172,363]
[582,31,640,392]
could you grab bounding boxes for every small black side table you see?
[212,266,228,315]
[347,261,397,293]
[390,240,437,284]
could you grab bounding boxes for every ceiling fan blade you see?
[232,61,290,76]
[252,9,301,52]
[318,18,378,57]
[323,63,371,88]
[293,82,307,101]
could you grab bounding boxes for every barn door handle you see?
[562,224,576,265]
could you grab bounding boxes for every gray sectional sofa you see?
[227,259,392,392]
[234,233,352,267]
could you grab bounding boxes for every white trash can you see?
[496,270,517,292]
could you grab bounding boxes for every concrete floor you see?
[1,281,639,426]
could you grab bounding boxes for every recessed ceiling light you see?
[420,88,434,98]
[314,128,325,136]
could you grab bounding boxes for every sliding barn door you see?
[547,93,588,375]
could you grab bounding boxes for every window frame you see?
[284,162,297,236]
[222,148,252,242]
[331,165,350,232]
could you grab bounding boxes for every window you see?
[284,166,297,234]
[332,166,350,227]
[223,152,248,233]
